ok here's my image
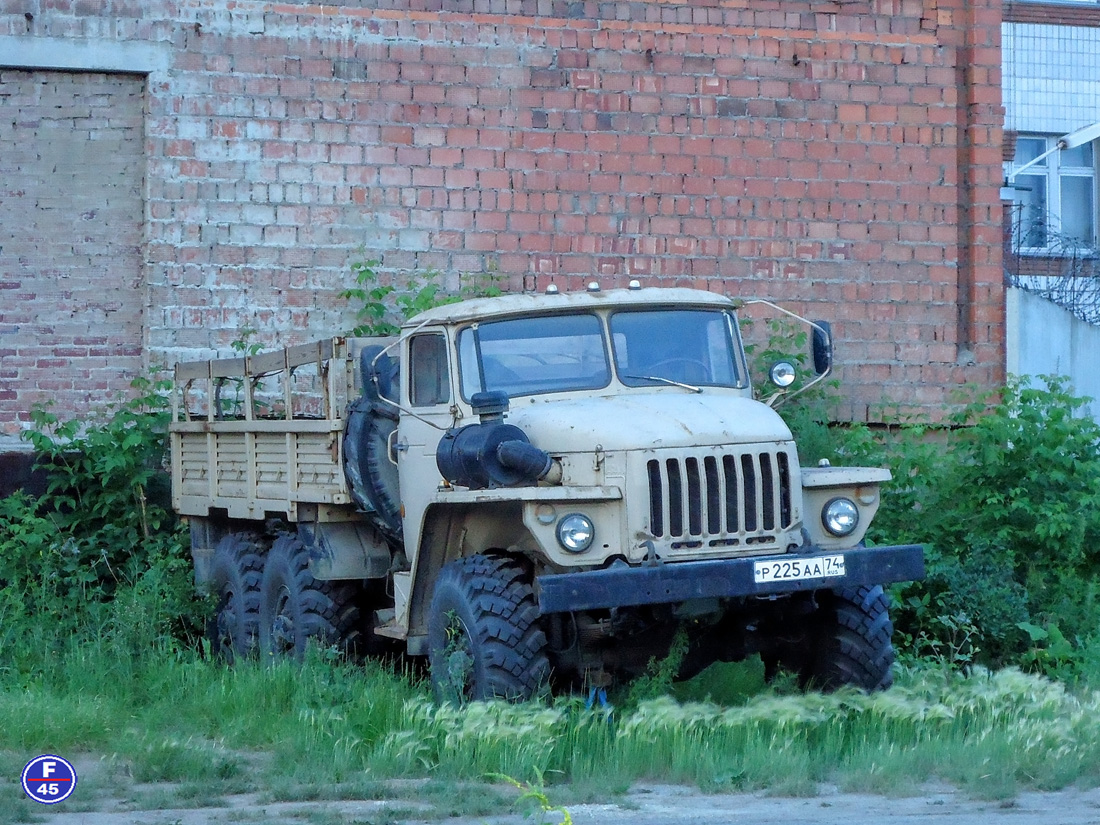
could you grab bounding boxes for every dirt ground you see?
[24,782,1100,825]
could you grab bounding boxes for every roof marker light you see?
[587,281,601,293]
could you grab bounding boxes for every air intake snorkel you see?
[435,391,556,490]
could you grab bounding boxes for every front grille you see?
[647,450,793,545]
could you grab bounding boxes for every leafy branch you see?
[340,253,504,336]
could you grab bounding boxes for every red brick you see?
[0,0,1009,431]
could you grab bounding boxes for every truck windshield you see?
[458,313,611,399]
[610,309,745,389]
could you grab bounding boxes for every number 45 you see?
[39,782,60,795]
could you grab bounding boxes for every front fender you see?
[801,466,891,549]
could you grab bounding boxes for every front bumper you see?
[535,543,924,614]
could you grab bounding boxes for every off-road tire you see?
[427,554,550,703]
[258,534,364,663]
[206,532,265,663]
[809,584,895,691]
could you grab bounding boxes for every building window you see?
[1010,135,1096,252]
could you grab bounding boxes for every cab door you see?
[396,330,457,554]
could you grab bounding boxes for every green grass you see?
[671,658,771,705]
[0,799,45,825]
[4,635,1100,812]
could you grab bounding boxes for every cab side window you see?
[409,333,450,407]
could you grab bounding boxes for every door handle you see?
[388,430,408,465]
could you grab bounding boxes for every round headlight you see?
[822,497,859,537]
[556,513,595,554]
[769,361,796,388]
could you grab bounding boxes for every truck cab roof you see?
[402,286,741,328]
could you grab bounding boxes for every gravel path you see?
[24,781,1100,825]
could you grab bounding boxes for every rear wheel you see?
[427,554,550,703]
[806,584,895,691]
[206,533,265,663]
[258,534,363,662]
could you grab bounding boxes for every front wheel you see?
[806,584,895,691]
[427,555,550,703]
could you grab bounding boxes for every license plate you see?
[753,554,845,585]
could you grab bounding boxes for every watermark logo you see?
[21,754,77,804]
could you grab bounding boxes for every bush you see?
[0,379,203,675]
[784,376,1100,677]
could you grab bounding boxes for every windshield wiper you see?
[624,375,702,394]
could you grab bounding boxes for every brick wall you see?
[0,69,145,446]
[0,0,1005,427]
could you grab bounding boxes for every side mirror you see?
[811,321,832,376]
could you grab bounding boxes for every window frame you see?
[408,332,452,408]
[1009,133,1098,254]
[608,307,749,390]
[456,312,613,401]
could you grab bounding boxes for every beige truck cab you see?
[170,285,923,700]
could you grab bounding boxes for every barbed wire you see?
[1004,204,1100,326]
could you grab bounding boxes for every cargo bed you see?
[169,337,385,521]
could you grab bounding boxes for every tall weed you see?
[367,666,1100,796]
[0,378,202,675]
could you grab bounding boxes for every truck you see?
[169,283,924,701]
